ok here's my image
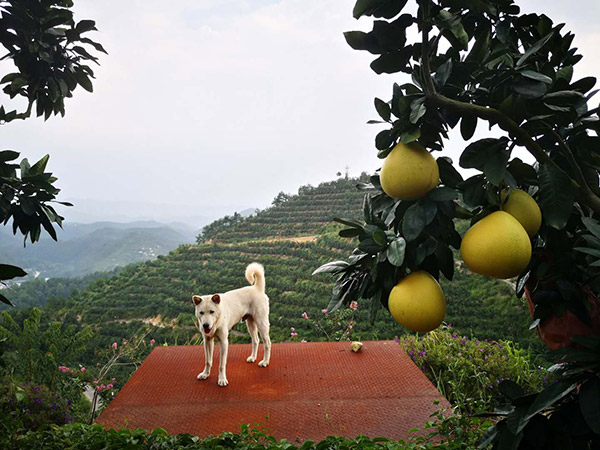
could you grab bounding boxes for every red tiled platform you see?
[96,341,450,442]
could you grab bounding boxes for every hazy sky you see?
[2,0,599,224]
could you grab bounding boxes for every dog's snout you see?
[202,323,210,331]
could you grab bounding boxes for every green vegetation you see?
[1,418,491,450]
[0,0,106,305]
[0,269,121,311]
[0,223,196,279]
[30,177,544,358]
[401,327,550,413]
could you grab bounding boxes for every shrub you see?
[0,379,73,441]
[399,326,551,413]
[4,414,490,450]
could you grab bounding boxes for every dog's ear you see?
[192,295,202,306]
[211,294,221,304]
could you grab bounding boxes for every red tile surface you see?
[96,341,450,442]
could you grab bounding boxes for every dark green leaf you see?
[387,237,406,267]
[460,115,477,140]
[29,154,49,176]
[402,203,426,241]
[0,294,14,307]
[438,10,469,50]
[499,380,526,401]
[460,138,505,170]
[538,164,574,229]
[372,229,387,246]
[516,31,554,68]
[0,264,27,281]
[580,377,600,433]
[333,218,364,229]
[520,381,578,432]
[370,47,412,74]
[312,261,350,276]
[374,98,391,121]
[437,157,463,188]
[484,147,510,186]
[409,98,426,124]
[436,242,454,280]
[520,70,553,84]
[581,217,600,239]
[400,128,421,144]
[376,129,395,150]
[0,150,20,162]
[512,79,548,99]
[427,187,459,202]
[416,236,437,265]
[352,0,408,20]
[339,228,362,238]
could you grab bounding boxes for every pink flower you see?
[290,332,298,338]
[349,301,358,311]
[111,378,116,382]
[111,342,117,350]
[321,309,327,313]
[290,327,295,331]
[301,312,309,319]
[107,384,113,389]
[122,340,128,346]
[95,386,101,392]
[58,366,68,373]
[301,340,307,343]
[150,339,156,345]
[80,367,86,372]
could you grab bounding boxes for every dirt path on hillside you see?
[205,235,319,246]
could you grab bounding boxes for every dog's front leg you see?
[197,336,214,380]
[217,336,229,386]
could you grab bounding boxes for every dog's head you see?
[192,294,222,335]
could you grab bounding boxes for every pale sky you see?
[1,0,599,224]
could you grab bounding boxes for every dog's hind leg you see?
[245,318,260,363]
[256,321,271,368]
[217,337,229,387]
[197,337,214,380]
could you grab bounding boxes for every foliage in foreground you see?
[2,411,491,450]
[400,327,550,414]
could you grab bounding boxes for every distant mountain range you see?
[0,221,200,279]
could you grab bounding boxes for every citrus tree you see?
[316,0,600,447]
[0,0,105,305]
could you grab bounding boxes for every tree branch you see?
[417,15,600,216]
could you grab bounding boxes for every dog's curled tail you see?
[245,262,265,292]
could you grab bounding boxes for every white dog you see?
[192,262,271,387]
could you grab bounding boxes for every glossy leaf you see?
[387,237,406,266]
[538,164,574,229]
[402,203,426,241]
[580,377,600,433]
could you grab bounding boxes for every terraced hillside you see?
[47,176,542,356]
[208,177,369,243]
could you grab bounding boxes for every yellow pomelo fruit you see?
[380,142,439,200]
[501,189,542,236]
[388,271,445,333]
[460,211,532,279]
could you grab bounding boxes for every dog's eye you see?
[200,312,204,315]
[209,310,214,314]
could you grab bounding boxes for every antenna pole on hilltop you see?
[344,166,349,180]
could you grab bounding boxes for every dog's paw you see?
[258,360,269,367]
[246,356,256,363]
[197,372,209,380]
[218,377,229,387]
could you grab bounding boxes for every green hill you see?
[0,221,198,279]
[44,175,542,356]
